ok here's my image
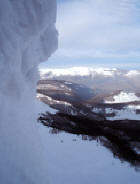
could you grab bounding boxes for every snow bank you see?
[105,92,140,104]
[0,0,57,183]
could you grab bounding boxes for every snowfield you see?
[39,67,140,79]
[40,67,118,78]
[92,104,140,121]
[106,105,140,121]
[125,70,140,77]
[38,124,140,184]
[105,92,140,104]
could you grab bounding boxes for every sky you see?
[40,0,140,69]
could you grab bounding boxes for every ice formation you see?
[0,0,57,183]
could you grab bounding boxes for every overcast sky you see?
[40,0,140,68]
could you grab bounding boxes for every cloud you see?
[55,0,140,59]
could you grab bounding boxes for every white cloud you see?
[56,0,140,59]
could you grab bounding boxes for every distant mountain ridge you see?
[40,67,140,78]
[37,80,140,121]
[39,67,140,93]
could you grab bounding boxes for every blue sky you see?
[40,0,140,69]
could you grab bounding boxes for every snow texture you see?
[0,0,57,183]
[40,67,118,78]
[105,92,140,104]
[92,105,140,121]
[125,70,140,77]
[37,93,72,106]
[40,67,140,80]
[106,105,140,121]
[38,125,140,184]
[36,97,58,114]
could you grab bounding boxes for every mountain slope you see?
[39,67,140,93]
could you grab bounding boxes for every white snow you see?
[60,84,65,88]
[128,105,140,109]
[105,105,140,121]
[106,105,140,121]
[92,104,140,121]
[65,81,72,84]
[38,83,60,90]
[105,92,140,104]
[104,92,140,120]
[36,96,58,115]
[38,125,140,184]
[92,107,103,113]
[65,92,72,96]
[37,93,72,106]
[40,67,117,78]
[126,70,140,77]
[38,83,72,91]
[0,0,57,183]
[40,67,140,82]
[37,93,47,98]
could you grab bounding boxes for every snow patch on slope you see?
[93,105,140,120]
[125,70,140,77]
[38,83,72,91]
[37,93,72,106]
[105,92,140,104]
[106,105,140,121]
[36,95,58,114]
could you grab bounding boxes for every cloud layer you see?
[55,0,140,59]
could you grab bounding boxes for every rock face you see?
[0,0,57,183]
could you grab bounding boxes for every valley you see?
[37,73,140,169]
